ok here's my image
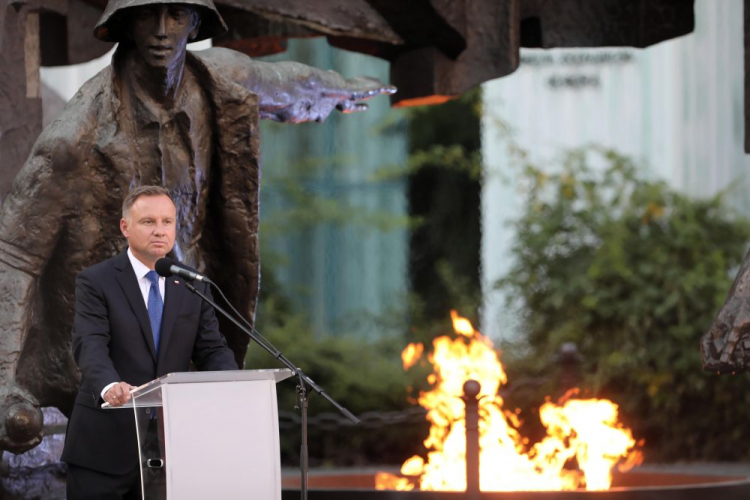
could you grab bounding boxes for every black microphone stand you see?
[183,281,359,500]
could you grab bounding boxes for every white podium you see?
[109,369,292,500]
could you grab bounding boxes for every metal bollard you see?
[554,342,583,397]
[462,379,481,500]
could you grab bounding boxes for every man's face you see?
[129,4,199,69]
[120,194,176,267]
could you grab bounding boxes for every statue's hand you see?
[255,65,396,123]
[328,76,397,114]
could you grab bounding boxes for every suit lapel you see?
[114,251,157,362]
[157,276,186,367]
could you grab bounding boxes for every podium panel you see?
[111,369,292,500]
[165,380,281,499]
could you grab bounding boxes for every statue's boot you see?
[0,383,43,454]
[0,326,78,454]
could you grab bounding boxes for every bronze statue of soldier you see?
[0,0,394,454]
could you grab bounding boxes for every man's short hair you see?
[122,186,174,219]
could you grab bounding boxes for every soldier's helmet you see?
[93,0,228,43]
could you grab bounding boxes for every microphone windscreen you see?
[155,257,176,277]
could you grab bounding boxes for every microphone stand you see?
[183,281,359,500]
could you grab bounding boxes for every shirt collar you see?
[127,247,158,281]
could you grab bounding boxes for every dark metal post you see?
[554,342,583,398]
[462,379,481,500]
[297,379,309,500]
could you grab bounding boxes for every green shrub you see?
[497,147,750,460]
[246,278,428,466]
[247,89,485,466]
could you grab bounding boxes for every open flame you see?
[377,311,641,492]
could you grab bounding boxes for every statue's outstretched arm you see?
[199,47,396,123]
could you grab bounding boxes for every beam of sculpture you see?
[0,0,394,454]
[219,0,694,106]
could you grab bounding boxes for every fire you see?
[402,343,424,370]
[377,311,641,492]
[450,309,475,336]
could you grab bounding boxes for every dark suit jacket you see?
[61,249,238,474]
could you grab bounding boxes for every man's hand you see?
[104,382,134,407]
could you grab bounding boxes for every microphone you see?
[155,257,212,283]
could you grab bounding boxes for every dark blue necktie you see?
[146,270,163,353]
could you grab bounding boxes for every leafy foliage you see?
[497,147,750,460]
[247,281,428,466]
[251,88,484,466]
[403,89,484,321]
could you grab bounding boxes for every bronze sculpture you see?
[702,248,750,372]
[2,0,698,192]
[0,0,394,454]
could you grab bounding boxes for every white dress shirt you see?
[127,248,166,304]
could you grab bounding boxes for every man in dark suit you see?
[61,185,238,499]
